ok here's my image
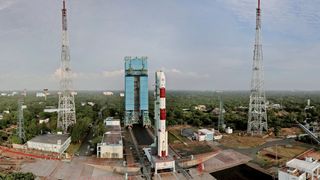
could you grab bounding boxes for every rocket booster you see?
[155,71,168,158]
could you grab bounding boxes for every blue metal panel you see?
[140,76,148,110]
[131,59,143,70]
[125,57,148,73]
[206,134,213,141]
[125,76,134,110]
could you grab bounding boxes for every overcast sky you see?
[0,0,320,91]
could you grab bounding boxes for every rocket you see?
[155,71,168,158]
[62,0,67,31]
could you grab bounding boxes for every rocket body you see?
[155,71,168,158]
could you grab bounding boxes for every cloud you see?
[52,68,62,80]
[170,68,181,73]
[51,68,78,80]
[58,69,124,80]
[102,69,124,78]
[218,0,320,35]
[0,0,16,11]
[163,68,209,78]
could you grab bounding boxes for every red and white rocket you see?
[155,71,168,158]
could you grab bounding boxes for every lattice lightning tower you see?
[57,0,76,133]
[247,0,268,135]
[17,97,26,142]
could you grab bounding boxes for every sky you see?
[0,0,320,91]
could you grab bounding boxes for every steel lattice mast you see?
[57,0,76,133]
[17,97,26,142]
[247,0,268,135]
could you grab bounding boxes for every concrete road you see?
[79,128,95,156]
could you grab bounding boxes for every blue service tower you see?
[124,57,151,127]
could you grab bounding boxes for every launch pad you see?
[143,148,175,174]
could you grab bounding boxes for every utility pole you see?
[247,0,268,135]
[17,96,26,142]
[57,0,76,133]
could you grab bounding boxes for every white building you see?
[270,104,281,109]
[97,118,123,159]
[87,102,95,106]
[119,93,125,97]
[44,108,59,113]
[194,129,214,141]
[103,91,114,96]
[39,118,50,124]
[3,110,9,114]
[194,105,207,112]
[278,158,320,180]
[36,92,46,97]
[104,117,120,126]
[27,134,71,154]
[226,127,233,134]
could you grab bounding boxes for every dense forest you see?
[1,90,320,145]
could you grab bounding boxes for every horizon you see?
[2,89,320,93]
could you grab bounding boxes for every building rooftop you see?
[181,128,194,137]
[286,158,320,172]
[28,134,70,145]
[102,132,122,145]
[101,117,122,145]
[199,129,213,135]
[106,125,121,132]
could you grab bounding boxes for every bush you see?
[0,172,35,180]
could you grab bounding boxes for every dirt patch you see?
[168,125,193,131]
[297,149,320,160]
[168,132,180,144]
[257,145,308,168]
[170,141,214,157]
[280,127,303,136]
[264,153,282,160]
[169,130,191,143]
[220,134,266,149]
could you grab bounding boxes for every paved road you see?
[79,130,95,156]
[235,138,295,157]
[79,106,105,156]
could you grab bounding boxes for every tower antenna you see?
[17,96,26,142]
[57,0,76,133]
[247,0,268,135]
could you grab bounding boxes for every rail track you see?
[131,125,153,145]
[128,128,151,180]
